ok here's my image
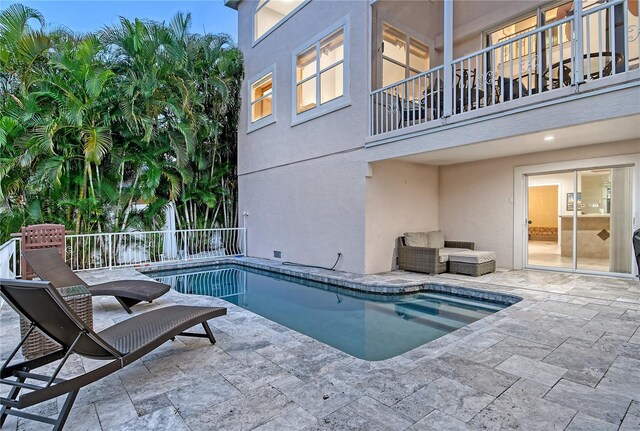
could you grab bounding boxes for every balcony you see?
[369,0,640,139]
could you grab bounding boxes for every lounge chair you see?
[22,248,170,313]
[0,278,226,430]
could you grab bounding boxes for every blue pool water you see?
[153,265,508,361]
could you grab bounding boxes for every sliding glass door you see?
[526,166,634,275]
[526,172,573,269]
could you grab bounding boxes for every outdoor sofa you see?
[22,248,170,313]
[0,278,226,430]
[397,230,496,276]
[397,231,475,274]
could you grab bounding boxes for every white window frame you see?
[291,16,350,127]
[379,20,432,89]
[253,0,311,47]
[247,65,276,133]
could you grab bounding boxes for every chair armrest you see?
[398,245,440,262]
[444,241,474,250]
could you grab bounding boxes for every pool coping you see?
[136,257,523,306]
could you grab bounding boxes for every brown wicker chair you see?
[0,279,226,430]
[397,236,474,274]
[22,248,170,313]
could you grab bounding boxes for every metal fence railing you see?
[370,0,638,137]
[0,238,19,280]
[0,228,246,276]
[369,65,445,135]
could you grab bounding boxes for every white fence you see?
[0,228,246,277]
[0,238,19,279]
[370,0,639,136]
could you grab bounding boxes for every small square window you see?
[251,73,273,123]
[248,67,276,132]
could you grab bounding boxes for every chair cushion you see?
[404,232,430,248]
[438,248,469,263]
[427,230,445,249]
[449,250,496,264]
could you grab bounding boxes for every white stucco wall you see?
[239,150,368,272]
[438,140,640,268]
[236,0,370,272]
[237,0,369,176]
[364,160,439,273]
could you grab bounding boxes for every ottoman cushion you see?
[438,248,469,263]
[449,250,496,264]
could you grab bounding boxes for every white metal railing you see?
[369,65,444,135]
[3,228,246,275]
[0,238,19,279]
[65,228,246,271]
[155,267,248,298]
[369,0,639,136]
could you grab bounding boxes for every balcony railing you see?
[369,0,639,137]
[0,227,247,277]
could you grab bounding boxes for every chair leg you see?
[0,376,25,427]
[52,389,79,431]
[114,297,142,314]
[202,322,217,345]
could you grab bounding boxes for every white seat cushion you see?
[438,248,469,263]
[449,250,496,264]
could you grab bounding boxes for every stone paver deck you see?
[1,258,640,430]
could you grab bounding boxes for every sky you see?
[0,0,238,39]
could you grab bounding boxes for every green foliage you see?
[0,5,243,241]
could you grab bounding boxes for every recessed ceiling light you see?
[544,136,555,141]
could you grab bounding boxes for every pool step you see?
[393,304,464,332]
[395,301,488,325]
[415,292,505,312]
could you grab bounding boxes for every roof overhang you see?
[224,0,240,10]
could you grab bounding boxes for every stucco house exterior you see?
[225,0,640,278]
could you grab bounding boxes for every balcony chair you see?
[495,75,530,101]
[456,69,486,111]
[22,248,170,314]
[0,278,227,430]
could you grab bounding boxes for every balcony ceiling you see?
[393,114,640,166]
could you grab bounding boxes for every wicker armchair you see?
[397,237,474,274]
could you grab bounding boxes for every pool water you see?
[153,265,508,361]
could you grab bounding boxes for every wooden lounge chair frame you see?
[0,279,226,430]
[22,248,170,313]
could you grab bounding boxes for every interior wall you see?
[365,160,439,273]
[438,140,640,269]
[528,172,576,217]
[527,185,558,228]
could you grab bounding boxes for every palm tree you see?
[0,5,243,242]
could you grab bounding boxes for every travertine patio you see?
[1,259,639,430]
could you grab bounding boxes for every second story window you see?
[381,23,430,88]
[251,73,273,122]
[254,0,305,42]
[248,66,276,132]
[295,28,345,114]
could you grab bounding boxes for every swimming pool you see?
[153,265,508,361]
